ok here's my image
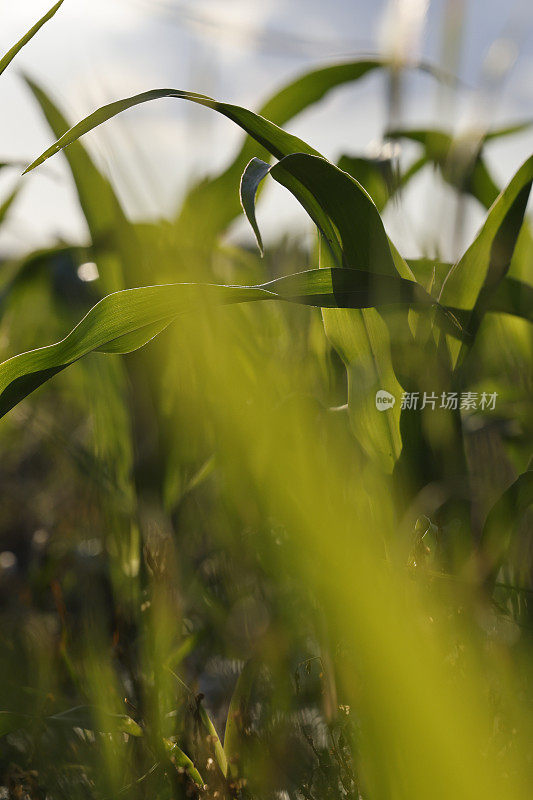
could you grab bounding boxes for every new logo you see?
[375,390,396,411]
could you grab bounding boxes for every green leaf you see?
[439,155,533,363]
[23,65,440,198]
[164,740,205,787]
[481,463,533,583]
[239,151,413,471]
[393,128,500,208]
[241,153,401,276]
[24,76,135,292]
[48,706,143,736]
[196,702,228,778]
[23,88,320,176]
[408,259,533,325]
[336,154,397,212]
[176,60,402,244]
[0,184,20,227]
[0,268,437,421]
[166,667,228,777]
[508,221,533,284]
[0,0,65,77]
[24,77,126,239]
[223,659,258,778]
[240,157,271,255]
[389,123,532,209]
[19,79,453,473]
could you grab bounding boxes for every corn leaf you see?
[481,462,533,582]
[24,76,136,292]
[0,268,437,421]
[176,60,389,243]
[0,0,65,77]
[439,155,533,364]
[389,123,533,209]
[409,260,533,324]
[240,152,413,471]
[241,154,401,275]
[23,88,321,176]
[336,154,397,212]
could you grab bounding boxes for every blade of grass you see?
[166,667,228,776]
[0,0,65,77]
[163,741,205,788]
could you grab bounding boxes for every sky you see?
[0,0,532,261]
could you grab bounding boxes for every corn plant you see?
[1,6,532,800]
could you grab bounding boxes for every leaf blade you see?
[0,0,65,77]
[0,268,436,420]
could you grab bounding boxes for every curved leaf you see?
[239,151,413,471]
[178,61,385,238]
[0,267,437,420]
[239,157,271,255]
[23,88,320,176]
[174,59,451,244]
[241,153,402,276]
[439,155,533,364]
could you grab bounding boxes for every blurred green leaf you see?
[336,154,396,212]
[164,740,205,787]
[0,710,31,737]
[24,76,137,292]
[409,259,533,324]
[0,184,20,227]
[224,659,258,778]
[389,123,533,209]
[481,462,533,582]
[0,706,142,738]
[48,706,143,736]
